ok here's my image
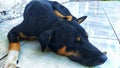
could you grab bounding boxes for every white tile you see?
[64,2,117,39]
[17,41,88,68]
[89,38,120,68]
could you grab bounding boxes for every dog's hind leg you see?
[1,29,20,68]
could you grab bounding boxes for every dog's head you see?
[39,16,107,67]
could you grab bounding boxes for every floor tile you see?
[63,2,81,18]
[17,41,88,68]
[0,40,8,59]
[0,1,120,68]
[101,2,120,19]
[64,2,117,39]
[102,1,120,42]
[89,38,120,68]
[107,18,120,41]
[0,17,23,59]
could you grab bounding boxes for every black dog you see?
[1,0,107,68]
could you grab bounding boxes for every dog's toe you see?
[1,62,16,68]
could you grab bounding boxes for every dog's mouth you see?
[68,53,107,67]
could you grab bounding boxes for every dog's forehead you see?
[55,20,87,39]
[69,22,88,41]
[66,21,86,34]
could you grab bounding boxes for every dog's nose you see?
[98,55,107,63]
[95,55,107,65]
[87,55,107,67]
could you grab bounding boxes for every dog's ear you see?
[39,22,63,52]
[38,29,53,52]
[77,16,87,24]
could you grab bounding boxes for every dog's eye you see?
[76,37,80,42]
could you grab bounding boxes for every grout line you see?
[103,8,120,44]
[89,37,117,40]
[0,54,8,61]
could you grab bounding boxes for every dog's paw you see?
[1,62,16,68]
[1,50,19,68]
[1,56,17,68]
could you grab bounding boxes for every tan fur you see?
[19,32,37,40]
[19,32,27,39]
[9,42,20,51]
[76,37,81,42]
[54,10,65,18]
[54,10,72,21]
[28,36,37,40]
[66,16,72,21]
[58,46,79,56]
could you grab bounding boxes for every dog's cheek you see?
[57,45,79,56]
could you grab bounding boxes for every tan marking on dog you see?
[58,46,79,56]
[9,42,20,51]
[19,32,28,39]
[54,10,65,18]
[76,37,81,42]
[54,10,72,21]
[28,36,37,40]
[58,46,66,55]
[19,32,37,40]
[66,16,72,21]
[65,51,79,56]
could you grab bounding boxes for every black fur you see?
[7,0,107,67]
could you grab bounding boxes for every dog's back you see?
[13,1,59,36]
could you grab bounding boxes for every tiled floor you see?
[0,1,120,68]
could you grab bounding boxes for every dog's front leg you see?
[1,30,20,68]
[2,43,20,68]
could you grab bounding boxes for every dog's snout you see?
[85,54,107,67]
[88,54,107,67]
[96,55,107,64]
